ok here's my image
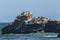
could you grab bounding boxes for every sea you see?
[0,23,60,40]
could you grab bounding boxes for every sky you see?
[0,0,60,22]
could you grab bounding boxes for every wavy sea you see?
[0,23,60,40]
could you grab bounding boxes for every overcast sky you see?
[0,0,60,22]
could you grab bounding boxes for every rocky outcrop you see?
[1,11,60,37]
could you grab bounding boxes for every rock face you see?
[2,11,33,34]
[1,11,60,37]
[44,21,60,33]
